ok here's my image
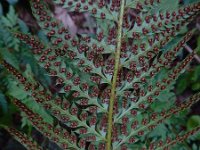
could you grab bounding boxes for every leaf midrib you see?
[106,0,126,150]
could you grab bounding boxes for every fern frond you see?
[1,0,200,149]
[1,60,105,144]
[113,92,200,149]
[155,126,200,150]
[13,98,81,150]
[54,0,117,21]
[0,92,7,113]
[2,126,42,150]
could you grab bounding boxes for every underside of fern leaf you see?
[1,0,200,150]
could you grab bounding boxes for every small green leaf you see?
[187,115,200,140]
[7,0,18,5]
[0,3,3,17]
[18,19,29,33]
[8,85,28,99]
[0,92,8,113]
[0,49,20,70]
[149,124,168,140]
[197,36,200,55]
[7,5,17,26]
[176,77,188,94]
[1,16,13,27]
[192,83,200,91]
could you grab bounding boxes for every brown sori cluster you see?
[13,98,81,150]
[2,60,46,101]
[5,127,42,150]
[2,58,102,137]
[2,58,105,148]
[113,35,196,114]
[110,54,196,149]
[58,0,121,19]
[122,6,199,70]
[1,60,27,84]
[151,125,200,150]
[112,92,200,149]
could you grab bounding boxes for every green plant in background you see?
[0,0,200,150]
[177,65,200,94]
[0,1,51,132]
[0,2,22,127]
[176,35,200,94]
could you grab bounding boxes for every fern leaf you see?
[0,92,7,113]
[2,126,43,150]
[1,0,200,149]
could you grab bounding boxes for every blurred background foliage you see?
[0,0,199,149]
[0,0,54,149]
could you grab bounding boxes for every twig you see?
[196,23,200,31]
[184,44,200,64]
